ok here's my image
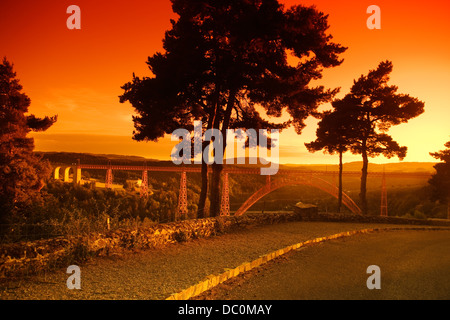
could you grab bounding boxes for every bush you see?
[173,230,189,242]
[413,210,427,220]
[215,217,227,234]
[67,241,91,264]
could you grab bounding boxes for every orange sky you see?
[1,0,449,164]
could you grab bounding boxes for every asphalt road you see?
[201,230,450,300]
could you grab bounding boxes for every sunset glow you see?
[1,0,449,164]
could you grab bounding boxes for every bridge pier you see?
[63,167,70,182]
[140,170,148,198]
[220,173,230,216]
[177,171,188,221]
[380,172,388,216]
[105,168,113,189]
[73,166,81,184]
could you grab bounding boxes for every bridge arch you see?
[63,167,73,182]
[234,175,362,216]
[53,167,62,180]
[60,166,81,184]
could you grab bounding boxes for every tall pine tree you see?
[120,0,346,217]
[305,95,361,213]
[0,57,57,223]
[341,61,424,215]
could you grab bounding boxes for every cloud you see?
[31,87,135,136]
[31,132,174,160]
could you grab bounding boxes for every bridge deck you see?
[76,164,431,178]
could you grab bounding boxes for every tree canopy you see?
[429,140,450,219]
[305,95,362,155]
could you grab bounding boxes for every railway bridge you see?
[53,162,431,218]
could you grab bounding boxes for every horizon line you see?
[35,150,439,166]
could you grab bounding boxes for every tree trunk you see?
[209,88,237,217]
[196,88,221,219]
[197,157,209,218]
[209,163,223,216]
[338,150,343,213]
[447,197,450,220]
[360,146,369,215]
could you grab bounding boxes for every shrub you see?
[67,240,90,264]
[173,230,189,242]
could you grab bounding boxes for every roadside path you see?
[0,221,444,300]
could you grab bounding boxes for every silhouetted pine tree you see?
[0,57,57,223]
[120,0,346,217]
[337,61,424,215]
[305,95,362,213]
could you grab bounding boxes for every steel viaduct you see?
[53,162,432,218]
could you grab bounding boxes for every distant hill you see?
[37,152,172,167]
[38,153,271,168]
[280,161,437,173]
[38,152,437,173]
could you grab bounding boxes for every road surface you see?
[198,229,450,300]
